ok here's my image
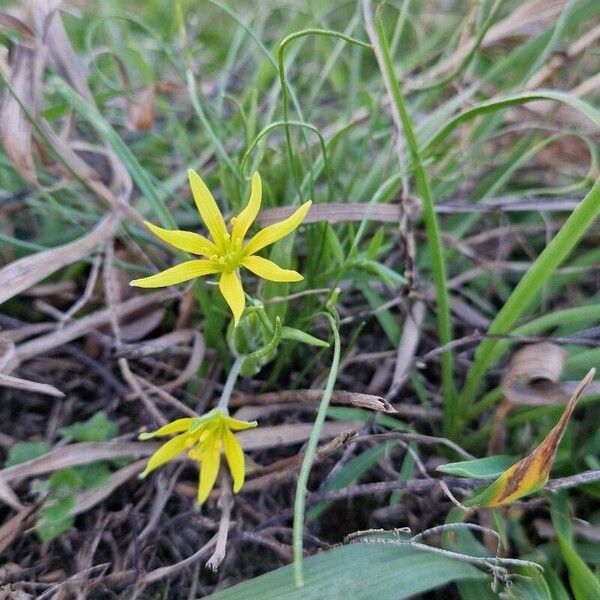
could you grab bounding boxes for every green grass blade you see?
[206,543,485,599]
[50,76,175,229]
[370,5,456,434]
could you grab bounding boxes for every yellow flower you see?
[130,169,312,325]
[139,409,257,505]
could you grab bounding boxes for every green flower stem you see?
[293,309,341,587]
[371,8,456,434]
[217,355,245,412]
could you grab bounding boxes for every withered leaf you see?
[465,368,595,508]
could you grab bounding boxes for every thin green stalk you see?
[410,0,503,92]
[240,121,328,181]
[176,0,241,182]
[217,355,245,411]
[49,77,175,229]
[293,308,341,587]
[459,178,600,425]
[371,7,456,434]
[277,29,371,194]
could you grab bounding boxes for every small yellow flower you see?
[139,409,257,505]
[130,169,311,325]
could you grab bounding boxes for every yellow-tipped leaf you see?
[465,368,594,508]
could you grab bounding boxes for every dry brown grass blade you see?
[0,373,64,398]
[257,202,404,226]
[0,422,358,489]
[0,41,43,184]
[0,213,121,306]
[419,0,567,85]
[118,329,205,393]
[387,300,425,400]
[0,477,23,511]
[229,389,395,413]
[14,288,179,364]
[0,441,153,485]
[0,11,33,38]
[243,431,355,493]
[30,0,94,104]
[0,502,40,554]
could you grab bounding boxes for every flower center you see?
[212,237,244,273]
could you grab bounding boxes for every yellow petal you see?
[187,169,229,249]
[226,416,258,431]
[242,255,303,282]
[197,435,221,504]
[223,429,245,493]
[218,271,245,326]
[140,433,191,477]
[130,259,221,288]
[139,418,193,440]
[243,200,311,256]
[144,221,218,257]
[231,172,262,243]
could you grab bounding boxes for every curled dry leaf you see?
[490,342,600,453]
[502,342,570,406]
[466,368,595,508]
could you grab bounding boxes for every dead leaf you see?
[230,389,396,413]
[0,422,359,488]
[14,288,178,364]
[257,202,405,227]
[29,0,94,104]
[467,368,595,508]
[125,85,155,131]
[0,373,63,398]
[1,42,43,184]
[0,213,121,306]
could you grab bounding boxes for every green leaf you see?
[507,566,552,600]
[366,227,385,260]
[350,258,406,286]
[42,494,75,523]
[550,493,600,600]
[5,441,49,467]
[37,514,74,542]
[205,543,485,600]
[77,462,111,489]
[308,442,394,520]
[49,468,82,493]
[60,411,118,442]
[239,316,283,377]
[50,76,176,229]
[281,326,329,348]
[437,455,517,479]
[542,565,571,600]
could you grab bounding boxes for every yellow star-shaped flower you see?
[139,409,257,505]
[130,169,311,325]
